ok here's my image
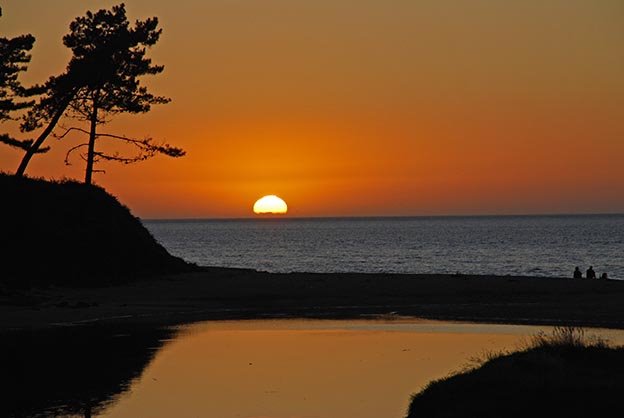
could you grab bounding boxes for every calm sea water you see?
[144,215,624,279]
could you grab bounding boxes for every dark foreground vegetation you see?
[406,327,624,418]
[1,173,192,285]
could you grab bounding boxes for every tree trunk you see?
[84,99,98,185]
[15,94,73,177]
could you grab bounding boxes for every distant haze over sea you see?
[144,215,624,279]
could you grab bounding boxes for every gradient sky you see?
[1,0,623,218]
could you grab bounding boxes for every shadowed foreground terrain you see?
[2,268,624,330]
[0,323,174,417]
[1,173,192,285]
[406,328,624,418]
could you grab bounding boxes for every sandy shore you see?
[1,268,623,330]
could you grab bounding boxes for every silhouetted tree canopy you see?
[0,7,41,153]
[62,3,169,116]
[16,3,184,182]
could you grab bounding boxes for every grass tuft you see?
[528,326,609,349]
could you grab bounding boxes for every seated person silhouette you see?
[601,272,608,280]
[586,266,596,279]
[573,267,582,279]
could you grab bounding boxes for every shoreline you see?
[2,268,624,331]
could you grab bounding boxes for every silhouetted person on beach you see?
[586,266,596,279]
[573,267,582,279]
[601,272,608,280]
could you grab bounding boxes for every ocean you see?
[143,215,624,279]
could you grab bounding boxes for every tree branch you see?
[53,125,90,140]
[64,142,88,165]
[0,133,50,153]
[59,126,185,169]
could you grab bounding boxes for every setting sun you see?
[253,195,288,215]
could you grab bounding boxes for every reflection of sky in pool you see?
[99,320,624,418]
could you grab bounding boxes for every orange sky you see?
[1,0,623,218]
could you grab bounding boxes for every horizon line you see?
[142,212,624,222]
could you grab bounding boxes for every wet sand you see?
[1,268,623,330]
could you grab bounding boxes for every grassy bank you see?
[406,327,624,418]
[1,173,193,286]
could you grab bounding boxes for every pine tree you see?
[17,3,184,182]
[0,7,40,154]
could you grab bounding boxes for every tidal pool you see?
[5,319,623,418]
[94,320,624,418]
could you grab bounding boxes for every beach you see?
[2,269,623,331]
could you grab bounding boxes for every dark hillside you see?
[1,173,193,285]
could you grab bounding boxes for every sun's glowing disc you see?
[253,195,288,215]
